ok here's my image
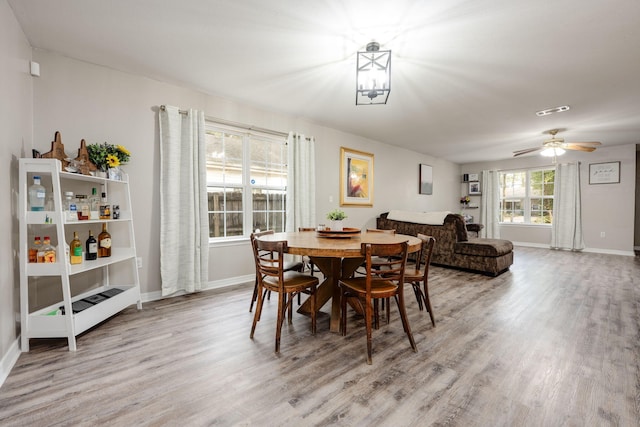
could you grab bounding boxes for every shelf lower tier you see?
[27,285,141,339]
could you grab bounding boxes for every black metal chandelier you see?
[356,41,391,105]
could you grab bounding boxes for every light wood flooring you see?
[1,246,639,426]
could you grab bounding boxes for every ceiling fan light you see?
[540,147,566,157]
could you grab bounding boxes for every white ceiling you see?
[8,0,640,164]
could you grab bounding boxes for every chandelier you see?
[356,42,391,105]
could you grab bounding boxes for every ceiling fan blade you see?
[513,147,542,156]
[565,145,597,152]
[568,141,601,147]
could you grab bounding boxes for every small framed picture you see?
[468,173,479,182]
[469,181,481,195]
[419,164,433,195]
[589,161,620,184]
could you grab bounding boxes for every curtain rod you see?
[160,105,310,140]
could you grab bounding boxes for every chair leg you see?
[395,293,417,352]
[423,282,436,327]
[275,291,286,353]
[250,283,265,339]
[365,296,374,365]
[310,286,317,335]
[249,276,259,312]
[288,293,294,324]
[340,289,348,336]
[412,282,424,311]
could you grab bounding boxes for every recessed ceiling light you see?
[536,105,570,116]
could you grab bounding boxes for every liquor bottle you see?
[41,236,56,263]
[89,187,100,220]
[98,223,111,257]
[70,231,83,265]
[99,191,110,219]
[85,230,98,260]
[28,175,46,211]
[29,236,41,263]
[63,191,78,222]
[76,195,89,220]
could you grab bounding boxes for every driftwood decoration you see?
[74,139,98,175]
[41,131,70,170]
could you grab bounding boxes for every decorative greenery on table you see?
[86,142,131,171]
[326,209,347,221]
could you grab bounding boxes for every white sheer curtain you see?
[480,170,501,238]
[158,106,209,296]
[551,162,584,250]
[285,132,316,231]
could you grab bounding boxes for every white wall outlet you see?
[600,232,606,238]
[329,195,333,203]
[137,257,142,268]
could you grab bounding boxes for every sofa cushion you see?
[455,239,513,257]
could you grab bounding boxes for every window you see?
[206,122,287,239]
[499,168,555,224]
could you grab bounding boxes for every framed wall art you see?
[589,161,620,184]
[419,164,433,195]
[340,147,374,206]
[469,181,481,195]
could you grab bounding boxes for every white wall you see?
[30,50,460,299]
[1,0,34,380]
[461,144,636,254]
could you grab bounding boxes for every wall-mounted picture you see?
[589,161,620,184]
[469,181,481,195]
[340,147,374,206]
[419,164,433,195]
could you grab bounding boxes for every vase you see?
[108,167,122,181]
[330,220,344,231]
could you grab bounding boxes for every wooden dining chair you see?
[403,234,436,327]
[250,238,319,353]
[249,230,304,312]
[339,241,416,364]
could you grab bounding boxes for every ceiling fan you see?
[513,129,601,157]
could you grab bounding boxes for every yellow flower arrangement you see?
[87,142,131,171]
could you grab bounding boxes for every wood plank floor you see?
[1,246,639,426]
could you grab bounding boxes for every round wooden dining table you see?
[257,230,422,332]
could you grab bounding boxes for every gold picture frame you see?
[340,147,374,206]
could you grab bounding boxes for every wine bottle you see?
[70,231,83,265]
[98,223,111,258]
[85,230,98,260]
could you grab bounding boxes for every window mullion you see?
[243,134,252,234]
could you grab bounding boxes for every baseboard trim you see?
[0,338,21,389]
[513,242,635,256]
[141,274,254,303]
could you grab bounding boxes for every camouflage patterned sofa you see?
[376,211,513,276]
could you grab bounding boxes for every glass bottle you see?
[98,223,111,257]
[63,191,78,222]
[41,236,56,263]
[85,230,98,260]
[70,231,83,265]
[28,175,46,211]
[76,195,89,220]
[29,236,41,263]
[99,191,110,219]
[89,187,100,220]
